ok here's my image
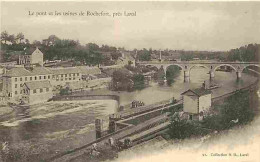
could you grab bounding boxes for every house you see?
[181,87,212,121]
[19,47,44,66]
[2,67,53,103]
[1,64,111,104]
[23,81,53,104]
[121,51,136,67]
[48,67,82,86]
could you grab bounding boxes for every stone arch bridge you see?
[138,61,260,82]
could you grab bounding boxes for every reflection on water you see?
[0,67,257,161]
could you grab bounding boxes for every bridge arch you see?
[241,64,260,72]
[213,64,237,72]
[189,64,210,73]
[165,64,184,71]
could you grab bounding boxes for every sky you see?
[1,1,260,51]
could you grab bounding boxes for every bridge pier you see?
[95,118,103,139]
[184,70,190,82]
[237,71,242,80]
[209,70,215,80]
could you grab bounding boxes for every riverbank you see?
[114,112,260,162]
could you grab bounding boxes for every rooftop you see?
[48,67,82,75]
[77,66,101,75]
[30,67,52,75]
[181,87,211,97]
[3,67,32,77]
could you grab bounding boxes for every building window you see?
[189,115,193,120]
[30,77,32,81]
[46,88,49,92]
[25,77,27,81]
[48,75,50,79]
[20,90,23,94]
[69,74,72,77]
[61,74,64,77]
[56,78,59,81]
[15,84,17,88]
[39,76,42,80]
[40,89,43,93]
[15,78,17,82]
[69,78,71,80]
[77,73,79,76]
[73,78,75,80]
[44,76,46,79]
[15,91,18,94]
[20,77,22,81]
[33,89,36,93]
[73,73,75,76]
[20,84,23,87]
[65,74,67,77]
[52,75,55,79]
[35,76,37,80]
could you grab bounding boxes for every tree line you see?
[1,31,259,64]
[1,31,122,66]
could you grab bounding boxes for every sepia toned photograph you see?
[0,1,260,162]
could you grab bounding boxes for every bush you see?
[59,87,71,95]
[202,90,255,130]
[168,120,207,139]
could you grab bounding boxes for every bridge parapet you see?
[138,61,260,81]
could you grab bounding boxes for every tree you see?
[44,35,60,46]
[1,31,9,44]
[16,33,24,44]
[166,66,181,86]
[111,68,133,91]
[137,48,151,61]
[156,66,165,85]
[202,90,255,130]
[133,74,145,90]
[33,40,41,46]
[7,34,15,44]
[111,52,121,60]
[25,39,30,44]
[59,87,71,95]
[168,119,198,139]
[86,43,99,52]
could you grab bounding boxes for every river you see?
[0,67,257,161]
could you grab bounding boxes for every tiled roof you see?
[181,87,211,97]
[31,67,52,75]
[24,80,51,90]
[77,66,101,75]
[48,67,81,75]
[3,67,32,77]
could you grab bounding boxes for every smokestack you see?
[159,50,162,61]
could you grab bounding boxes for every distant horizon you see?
[2,31,259,53]
[1,1,260,51]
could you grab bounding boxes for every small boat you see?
[207,84,221,90]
